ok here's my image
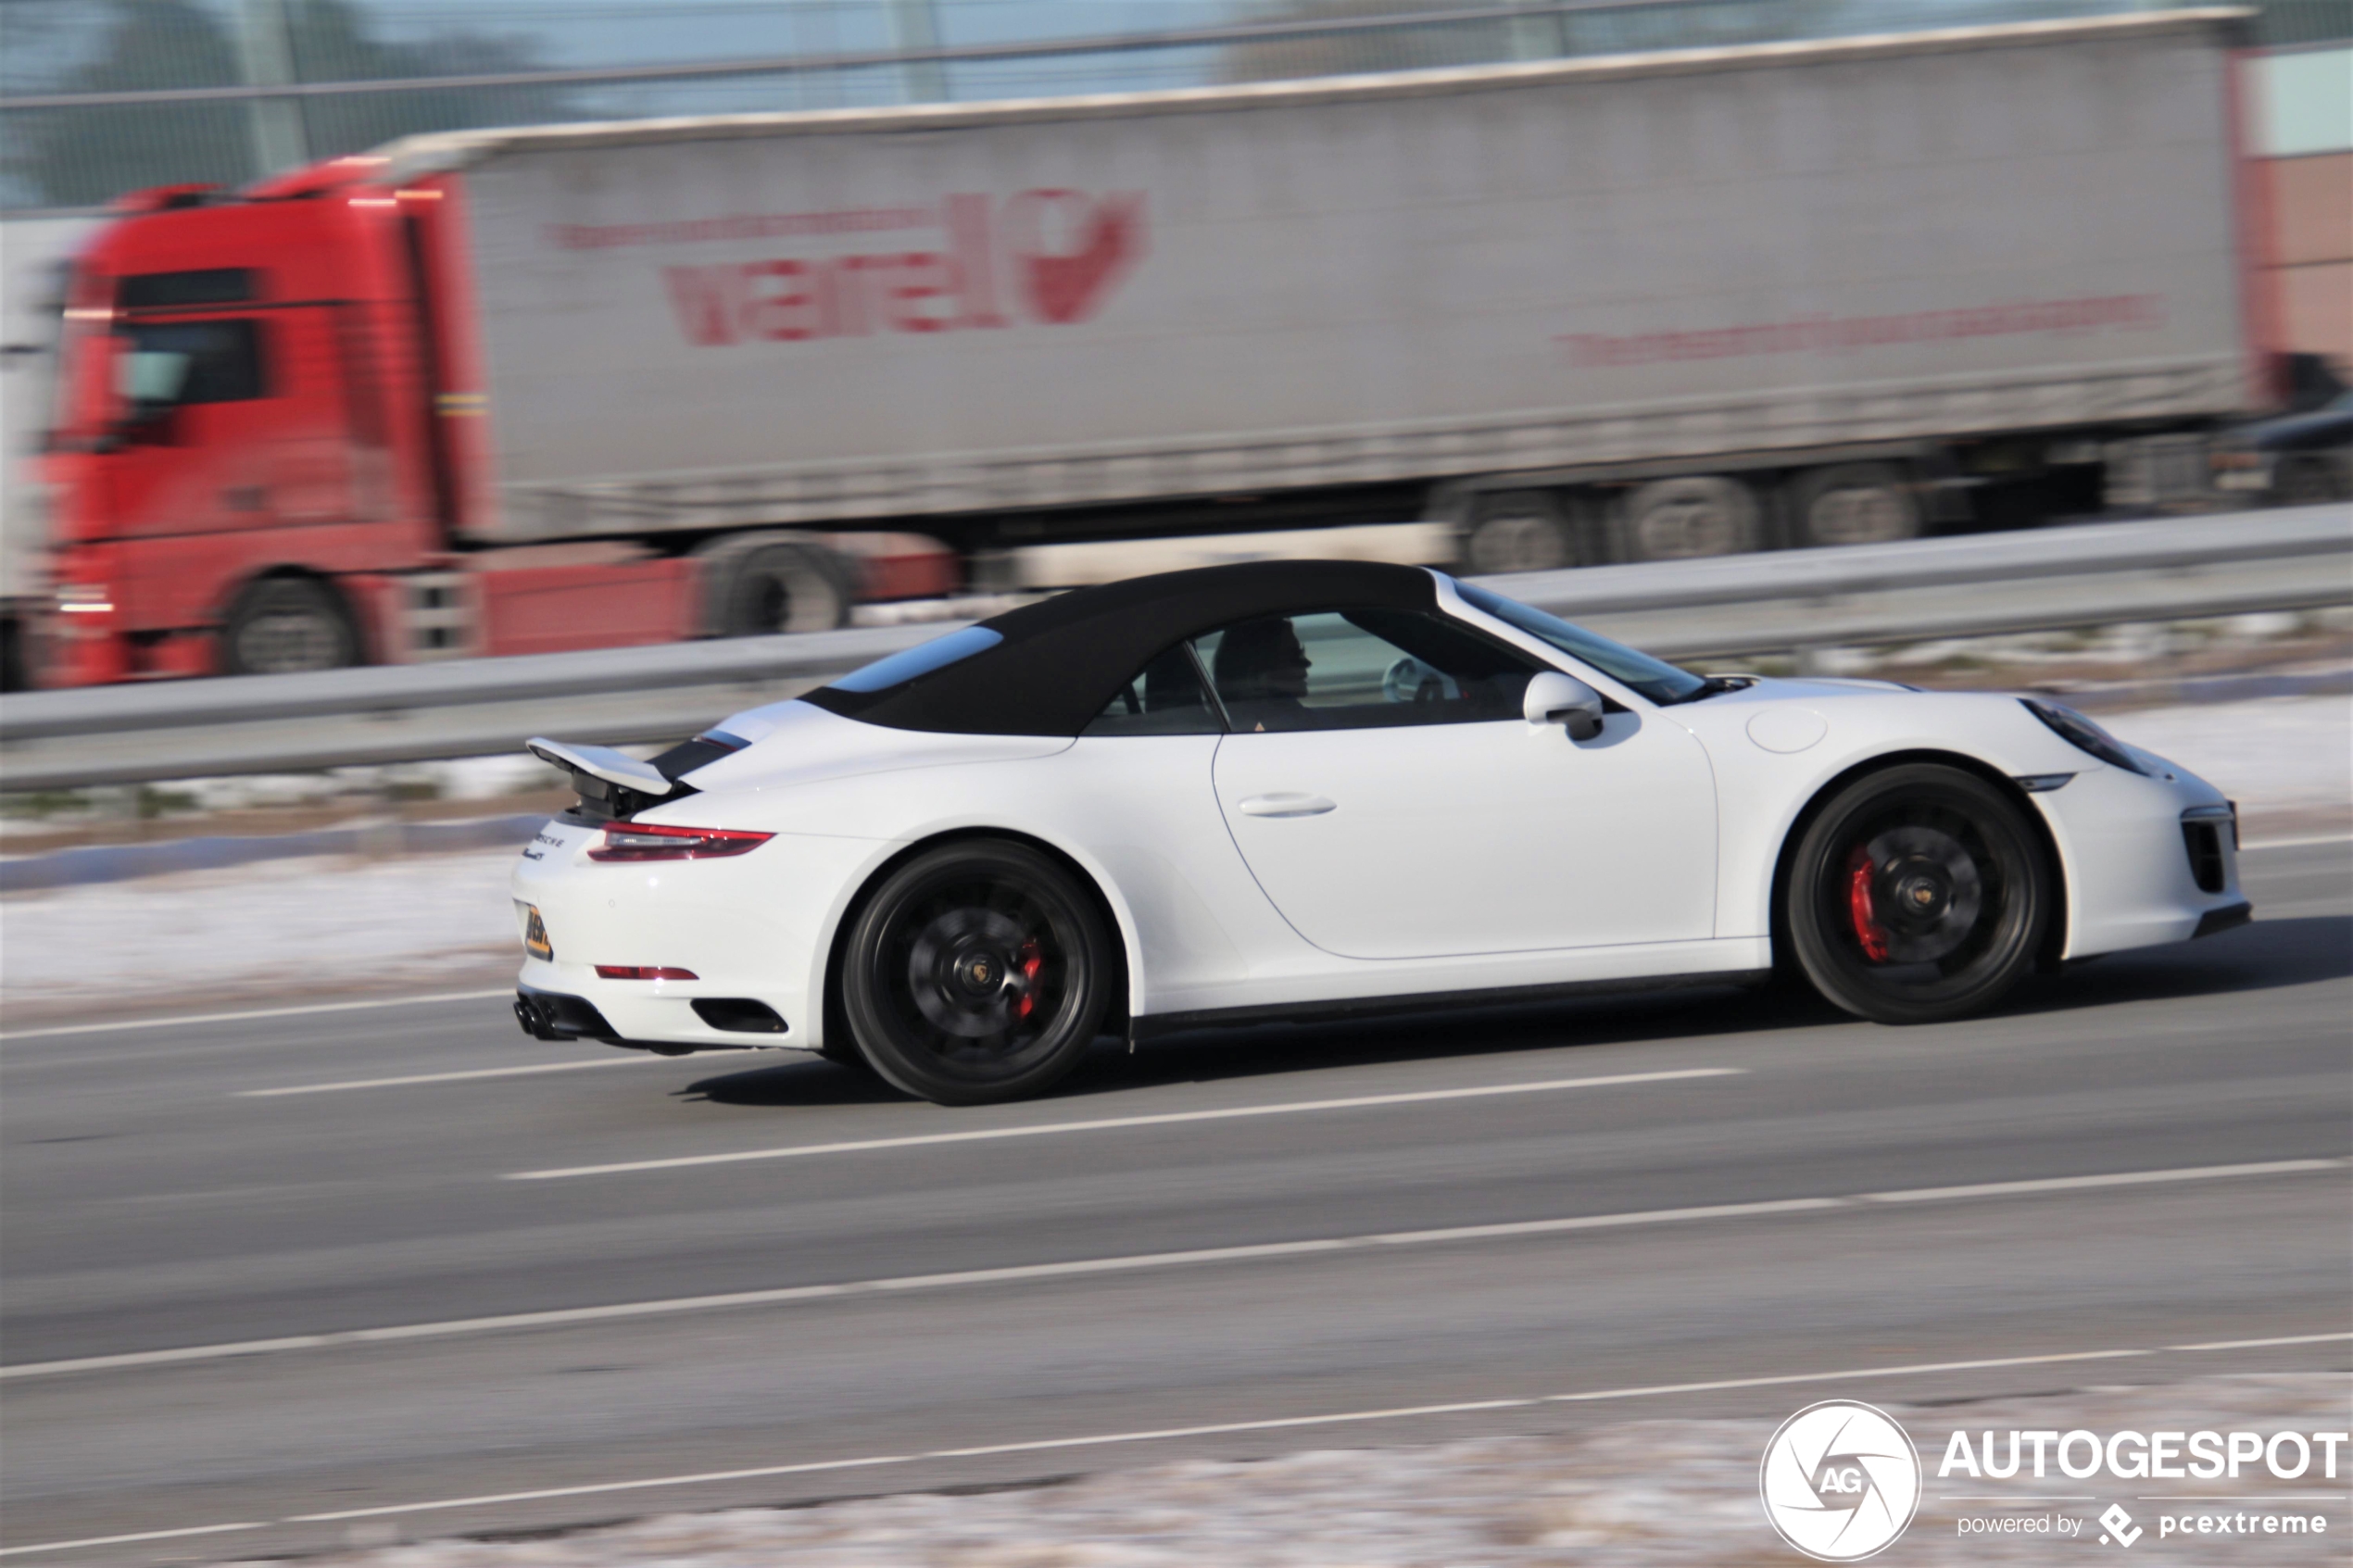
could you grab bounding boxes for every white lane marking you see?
[287,1401,1543,1525]
[508,1067,1746,1179]
[0,1523,268,1558]
[2171,1331,2353,1352]
[7,1157,2342,1384]
[0,990,514,1043]
[9,1336,2347,1550]
[1858,1159,2347,1203]
[241,1059,652,1097]
[269,1336,2353,1527]
[2241,832,2353,850]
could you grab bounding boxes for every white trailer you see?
[375,10,2271,574]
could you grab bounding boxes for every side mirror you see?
[1524,671,1605,741]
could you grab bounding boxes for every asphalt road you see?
[3,840,2347,1562]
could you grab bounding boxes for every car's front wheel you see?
[1786,764,2050,1024]
[840,841,1114,1105]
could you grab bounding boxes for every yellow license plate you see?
[519,903,554,961]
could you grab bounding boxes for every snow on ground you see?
[216,1374,2348,1566]
[2102,696,2351,822]
[0,847,523,1022]
[2,697,2343,1023]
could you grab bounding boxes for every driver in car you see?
[1212,617,1313,731]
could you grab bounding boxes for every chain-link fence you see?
[3,0,2345,210]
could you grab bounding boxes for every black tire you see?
[813,1036,871,1073]
[1788,462,1921,547]
[2274,455,2350,508]
[220,576,359,676]
[1785,764,2050,1024]
[840,841,1114,1105]
[713,542,853,635]
[1465,492,1575,574]
[1617,476,1761,560]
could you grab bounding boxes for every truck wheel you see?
[1465,492,1575,574]
[1617,476,1760,560]
[711,540,854,635]
[220,577,359,676]
[1790,463,1920,547]
[2274,455,2350,507]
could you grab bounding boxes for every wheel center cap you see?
[1894,872,1948,918]
[958,954,1000,991]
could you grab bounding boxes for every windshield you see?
[1450,580,1709,705]
[825,625,1002,693]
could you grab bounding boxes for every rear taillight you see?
[586,822,774,861]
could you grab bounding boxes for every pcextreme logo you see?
[1761,1400,1925,1562]
[655,190,1145,345]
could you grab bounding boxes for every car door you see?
[1202,607,1717,960]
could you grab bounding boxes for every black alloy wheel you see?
[840,841,1114,1105]
[1786,763,2050,1024]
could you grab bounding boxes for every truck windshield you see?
[1451,580,1708,705]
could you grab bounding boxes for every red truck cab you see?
[43,160,456,684]
[31,157,941,687]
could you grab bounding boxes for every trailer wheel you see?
[1790,463,1921,547]
[220,576,359,676]
[706,538,854,636]
[1464,492,1575,574]
[2274,454,2350,507]
[1617,476,1760,560]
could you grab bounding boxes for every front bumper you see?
[2033,761,2250,960]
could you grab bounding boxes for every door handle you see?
[1237,794,1336,818]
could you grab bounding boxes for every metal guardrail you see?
[1,506,2346,791]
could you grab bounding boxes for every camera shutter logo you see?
[1760,1399,1923,1561]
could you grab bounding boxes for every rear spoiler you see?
[525,738,678,822]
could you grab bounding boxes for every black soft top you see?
[805,559,1441,736]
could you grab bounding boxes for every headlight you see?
[2021,698,2147,776]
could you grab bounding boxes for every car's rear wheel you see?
[1786,764,2049,1024]
[841,841,1114,1105]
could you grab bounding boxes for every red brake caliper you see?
[1013,941,1044,1020]
[1845,846,1890,963]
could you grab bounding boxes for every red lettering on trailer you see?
[1005,189,1145,324]
[661,191,1143,345]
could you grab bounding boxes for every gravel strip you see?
[215,1374,2350,1566]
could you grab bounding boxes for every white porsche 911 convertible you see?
[511,560,2247,1105]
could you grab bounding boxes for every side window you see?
[118,319,267,408]
[1193,608,1540,734]
[1083,643,1225,736]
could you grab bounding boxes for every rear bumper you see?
[513,985,620,1043]
[511,815,871,1053]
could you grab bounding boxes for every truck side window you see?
[119,320,267,407]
